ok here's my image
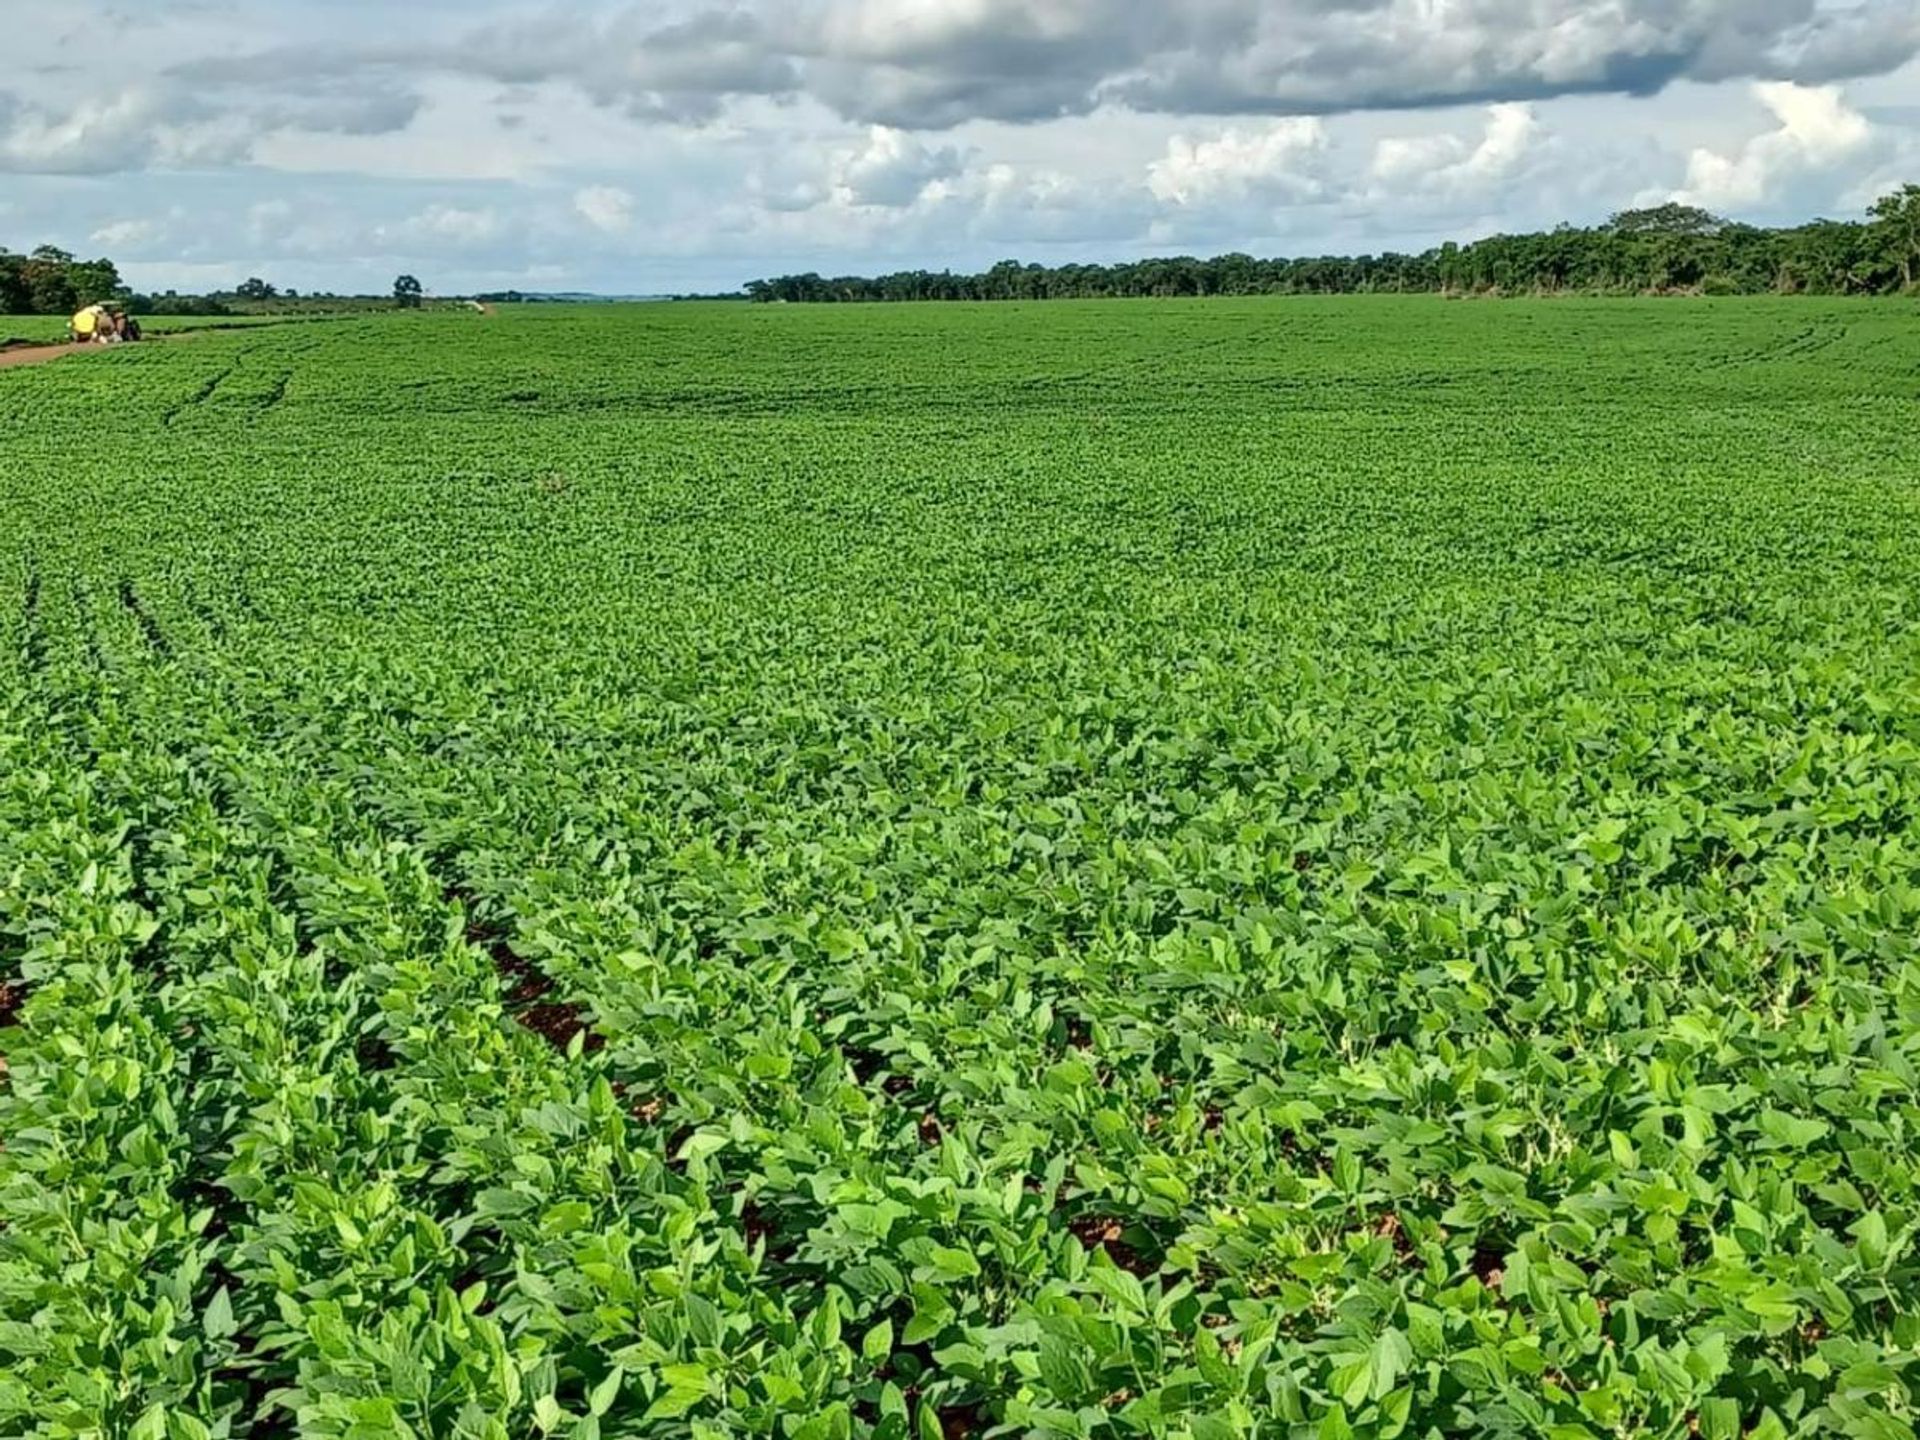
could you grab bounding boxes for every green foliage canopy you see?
[4,298,1920,1437]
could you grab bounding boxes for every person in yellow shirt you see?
[69,303,109,342]
[67,304,139,344]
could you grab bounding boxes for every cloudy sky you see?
[4,0,1919,295]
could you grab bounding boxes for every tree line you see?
[1,246,428,317]
[746,187,1920,303]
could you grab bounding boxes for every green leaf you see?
[202,1285,236,1341]
[1378,1386,1413,1439]
[676,1129,729,1163]
[1698,1398,1741,1440]
[1369,1329,1413,1401]
[1087,1264,1147,1315]
[1852,1211,1889,1270]
[1332,1355,1371,1409]
[1195,1328,1236,1391]
[646,1378,709,1422]
[1757,1110,1830,1149]
[686,1292,722,1348]
[589,1370,622,1419]
[927,1244,980,1279]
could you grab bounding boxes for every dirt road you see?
[3,327,259,371]
[0,341,96,370]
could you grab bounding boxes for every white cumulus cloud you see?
[1371,103,1541,196]
[832,126,965,208]
[574,185,636,232]
[0,89,248,174]
[1148,119,1329,205]
[1676,82,1876,209]
[372,203,495,251]
[90,216,167,250]
[400,203,500,245]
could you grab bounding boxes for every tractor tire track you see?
[117,579,173,659]
[162,359,242,427]
[258,372,291,414]
[21,558,44,677]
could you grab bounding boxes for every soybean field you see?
[5,298,1920,1440]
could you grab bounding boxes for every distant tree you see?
[66,257,125,307]
[393,274,423,309]
[235,277,278,301]
[1870,183,1920,289]
[1606,203,1727,236]
[0,250,26,314]
[22,250,76,314]
[1782,219,1877,294]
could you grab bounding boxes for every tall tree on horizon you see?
[1870,184,1920,290]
